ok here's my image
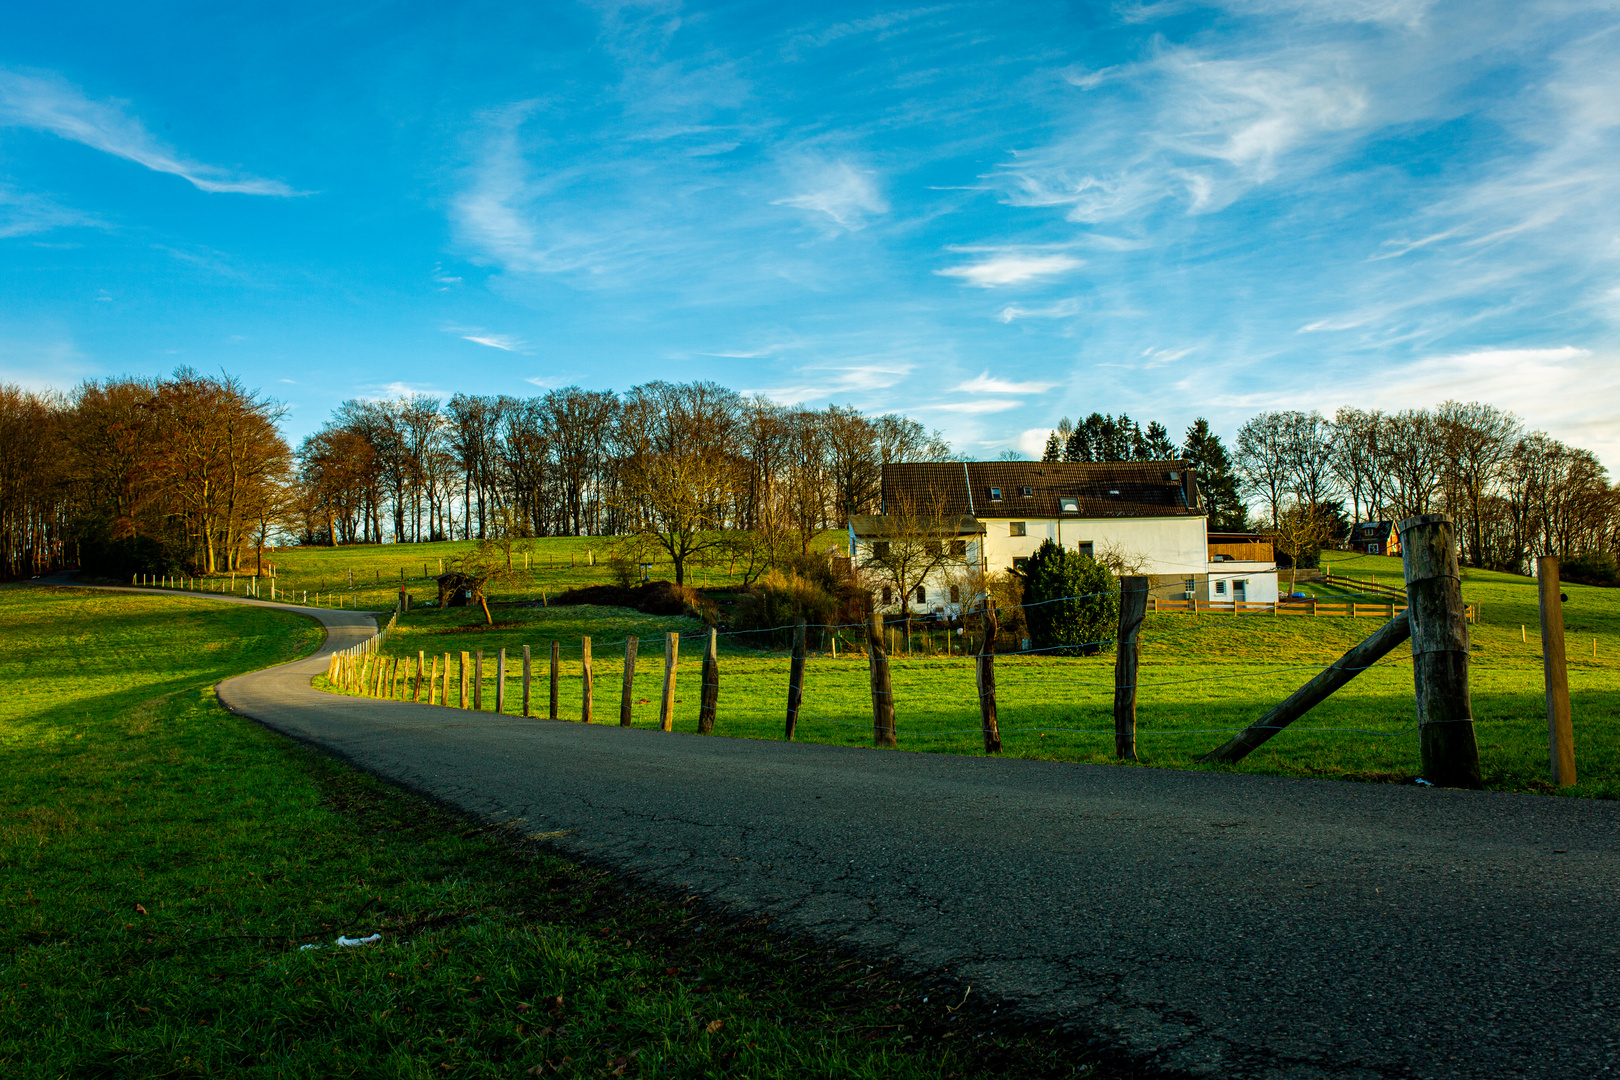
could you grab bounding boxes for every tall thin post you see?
[522,645,532,718]
[580,637,593,722]
[496,648,506,715]
[785,619,807,740]
[698,628,719,735]
[442,653,451,707]
[1537,556,1576,787]
[460,651,470,709]
[429,655,439,705]
[1400,514,1482,788]
[621,636,639,727]
[474,649,484,711]
[659,632,679,731]
[867,612,896,748]
[549,641,560,720]
[978,599,1001,754]
[1114,576,1148,761]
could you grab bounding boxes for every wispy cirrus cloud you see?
[0,68,301,195]
[937,253,1083,287]
[0,185,100,238]
[998,298,1080,322]
[444,325,528,352]
[773,159,889,231]
[951,371,1058,394]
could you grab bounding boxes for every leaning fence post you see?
[549,641,560,719]
[460,652,470,709]
[867,611,897,747]
[698,628,719,735]
[785,619,807,740]
[474,649,484,711]
[496,648,507,715]
[1399,514,1482,788]
[522,645,532,717]
[1114,576,1148,761]
[441,653,451,706]
[659,632,679,731]
[581,637,593,722]
[1537,556,1576,786]
[428,655,439,705]
[978,599,1001,753]
[621,636,639,726]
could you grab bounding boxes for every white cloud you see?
[951,371,1059,394]
[937,254,1083,287]
[0,69,301,195]
[919,398,1026,414]
[0,185,100,237]
[773,160,889,230]
[443,325,528,352]
[999,298,1081,322]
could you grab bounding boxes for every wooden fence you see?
[1151,597,1475,622]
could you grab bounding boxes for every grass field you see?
[1,585,1099,1078]
[325,545,1620,798]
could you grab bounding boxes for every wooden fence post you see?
[549,641,560,719]
[659,632,679,732]
[867,612,896,748]
[414,651,424,702]
[698,628,719,735]
[440,653,449,706]
[621,636,639,727]
[1537,556,1576,786]
[522,645,532,718]
[474,649,484,710]
[1399,514,1482,788]
[1113,576,1148,760]
[460,652,470,709]
[978,599,1001,754]
[428,655,439,705]
[580,637,593,723]
[496,648,506,715]
[785,619,807,740]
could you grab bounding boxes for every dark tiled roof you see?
[881,461,1202,520]
[848,514,985,537]
[1351,521,1394,539]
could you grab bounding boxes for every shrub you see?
[1018,539,1118,655]
[1560,552,1617,587]
[733,563,867,649]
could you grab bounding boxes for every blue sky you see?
[3,0,1618,463]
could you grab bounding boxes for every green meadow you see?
[327,544,1620,797]
[0,585,1092,1077]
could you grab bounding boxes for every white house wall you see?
[978,515,1208,578]
[1207,563,1280,603]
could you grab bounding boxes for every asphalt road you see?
[80,586,1620,1078]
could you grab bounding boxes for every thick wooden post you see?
[549,641,560,720]
[414,651,425,701]
[698,628,719,735]
[581,637,593,722]
[522,645,532,717]
[867,612,896,747]
[659,632,679,731]
[1400,514,1482,788]
[1200,613,1412,764]
[978,599,1001,754]
[496,648,506,715]
[621,636,639,727]
[785,619,807,740]
[1537,557,1576,786]
[474,649,484,711]
[460,652,470,709]
[1113,576,1148,760]
[429,655,439,705]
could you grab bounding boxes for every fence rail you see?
[1150,597,1475,621]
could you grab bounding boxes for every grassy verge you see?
[337,555,1620,797]
[0,585,1100,1078]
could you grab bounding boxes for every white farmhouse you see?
[849,460,1278,614]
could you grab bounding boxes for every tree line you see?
[3,370,1615,582]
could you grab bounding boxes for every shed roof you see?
[881,461,1202,520]
[847,514,986,538]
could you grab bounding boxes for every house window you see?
[1369,543,1380,554]
[950,585,961,603]
[1078,542,1094,558]
[1012,557,1029,572]
[1059,496,1079,514]
[881,585,893,604]
[1009,522,1026,537]
[988,487,1003,501]
[1215,580,1227,595]
[950,539,967,557]
[924,541,942,555]
[915,586,927,603]
[872,541,890,560]
[1020,486,1033,497]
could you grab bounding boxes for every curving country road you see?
[80,585,1620,1078]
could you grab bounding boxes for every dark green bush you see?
[1560,552,1617,587]
[1018,539,1118,655]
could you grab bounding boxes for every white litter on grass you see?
[1414,778,1434,787]
[300,933,383,951]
